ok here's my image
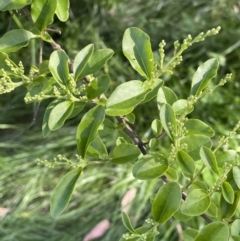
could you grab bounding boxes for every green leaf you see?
[233,167,240,189]
[172,99,194,115]
[76,105,105,158]
[191,58,219,96]
[31,0,57,32]
[206,201,218,217]
[0,29,37,53]
[177,150,195,177]
[232,236,240,241]
[160,103,177,140]
[220,191,240,219]
[121,212,136,233]
[216,150,237,168]
[50,167,82,217]
[106,80,151,116]
[157,86,178,110]
[67,102,85,119]
[48,101,74,131]
[0,0,32,11]
[200,146,218,174]
[182,228,199,241]
[222,181,234,204]
[49,50,69,87]
[194,221,229,241]
[165,167,178,181]
[125,113,135,124]
[132,153,168,180]
[122,27,154,80]
[152,182,181,223]
[148,138,161,151]
[231,219,240,236]
[173,209,192,222]
[86,74,110,99]
[191,180,208,192]
[73,44,94,80]
[42,99,62,138]
[181,189,211,216]
[151,119,162,136]
[184,119,215,137]
[87,136,108,158]
[78,49,114,79]
[180,134,212,160]
[111,143,140,164]
[55,0,69,21]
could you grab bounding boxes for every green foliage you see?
[1,1,240,241]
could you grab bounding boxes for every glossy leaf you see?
[173,209,192,222]
[180,134,212,160]
[50,167,82,217]
[182,228,199,241]
[55,0,69,21]
[87,74,110,99]
[76,105,105,158]
[78,49,114,79]
[73,44,94,80]
[231,219,240,236]
[42,99,62,138]
[181,189,210,216]
[165,167,178,181]
[148,138,161,151]
[184,119,215,137]
[194,221,229,241]
[0,29,37,53]
[191,180,208,192]
[216,150,237,168]
[233,167,240,189]
[222,181,234,204]
[49,50,69,86]
[111,143,140,164]
[48,101,74,131]
[151,119,162,136]
[132,153,168,180]
[200,146,218,174]
[206,201,218,217]
[160,103,177,140]
[125,113,135,124]
[157,86,178,110]
[0,0,32,10]
[177,150,195,177]
[31,0,57,32]
[121,212,136,233]
[152,182,181,223]
[106,80,151,116]
[172,99,194,115]
[122,27,154,79]
[67,102,85,119]
[191,58,219,95]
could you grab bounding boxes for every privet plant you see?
[1,1,240,241]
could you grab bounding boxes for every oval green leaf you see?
[122,27,154,80]
[216,150,237,168]
[172,99,194,115]
[184,119,215,137]
[177,150,195,177]
[49,50,69,86]
[121,212,136,233]
[48,100,74,131]
[233,167,240,189]
[152,182,181,223]
[222,181,234,204]
[67,102,85,119]
[194,221,229,241]
[132,153,168,180]
[76,105,105,158]
[50,167,82,217]
[87,136,108,158]
[31,0,57,32]
[87,74,110,100]
[0,29,37,53]
[180,134,212,161]
[55,0,69,21]
[200,146,218,174]
[73,44,94,80]
[0,0,32,11]
[182,228,199,241]
[231,219,240,236]
[181,189,210,216]
[191,58,219,96]
[111,143,140,164]
[157,86,178,110]
[160,103,177,140]
[106,80,151,116]
[151,119,162,136]
[165,167,178,181]
[78,49,114,79]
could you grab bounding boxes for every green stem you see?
[185,164,205,189]
[9,10,24,29]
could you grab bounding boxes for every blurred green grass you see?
[1,0,240,240]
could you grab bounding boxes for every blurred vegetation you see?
[1,0,240,240]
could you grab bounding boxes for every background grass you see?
[1,0,240,240]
